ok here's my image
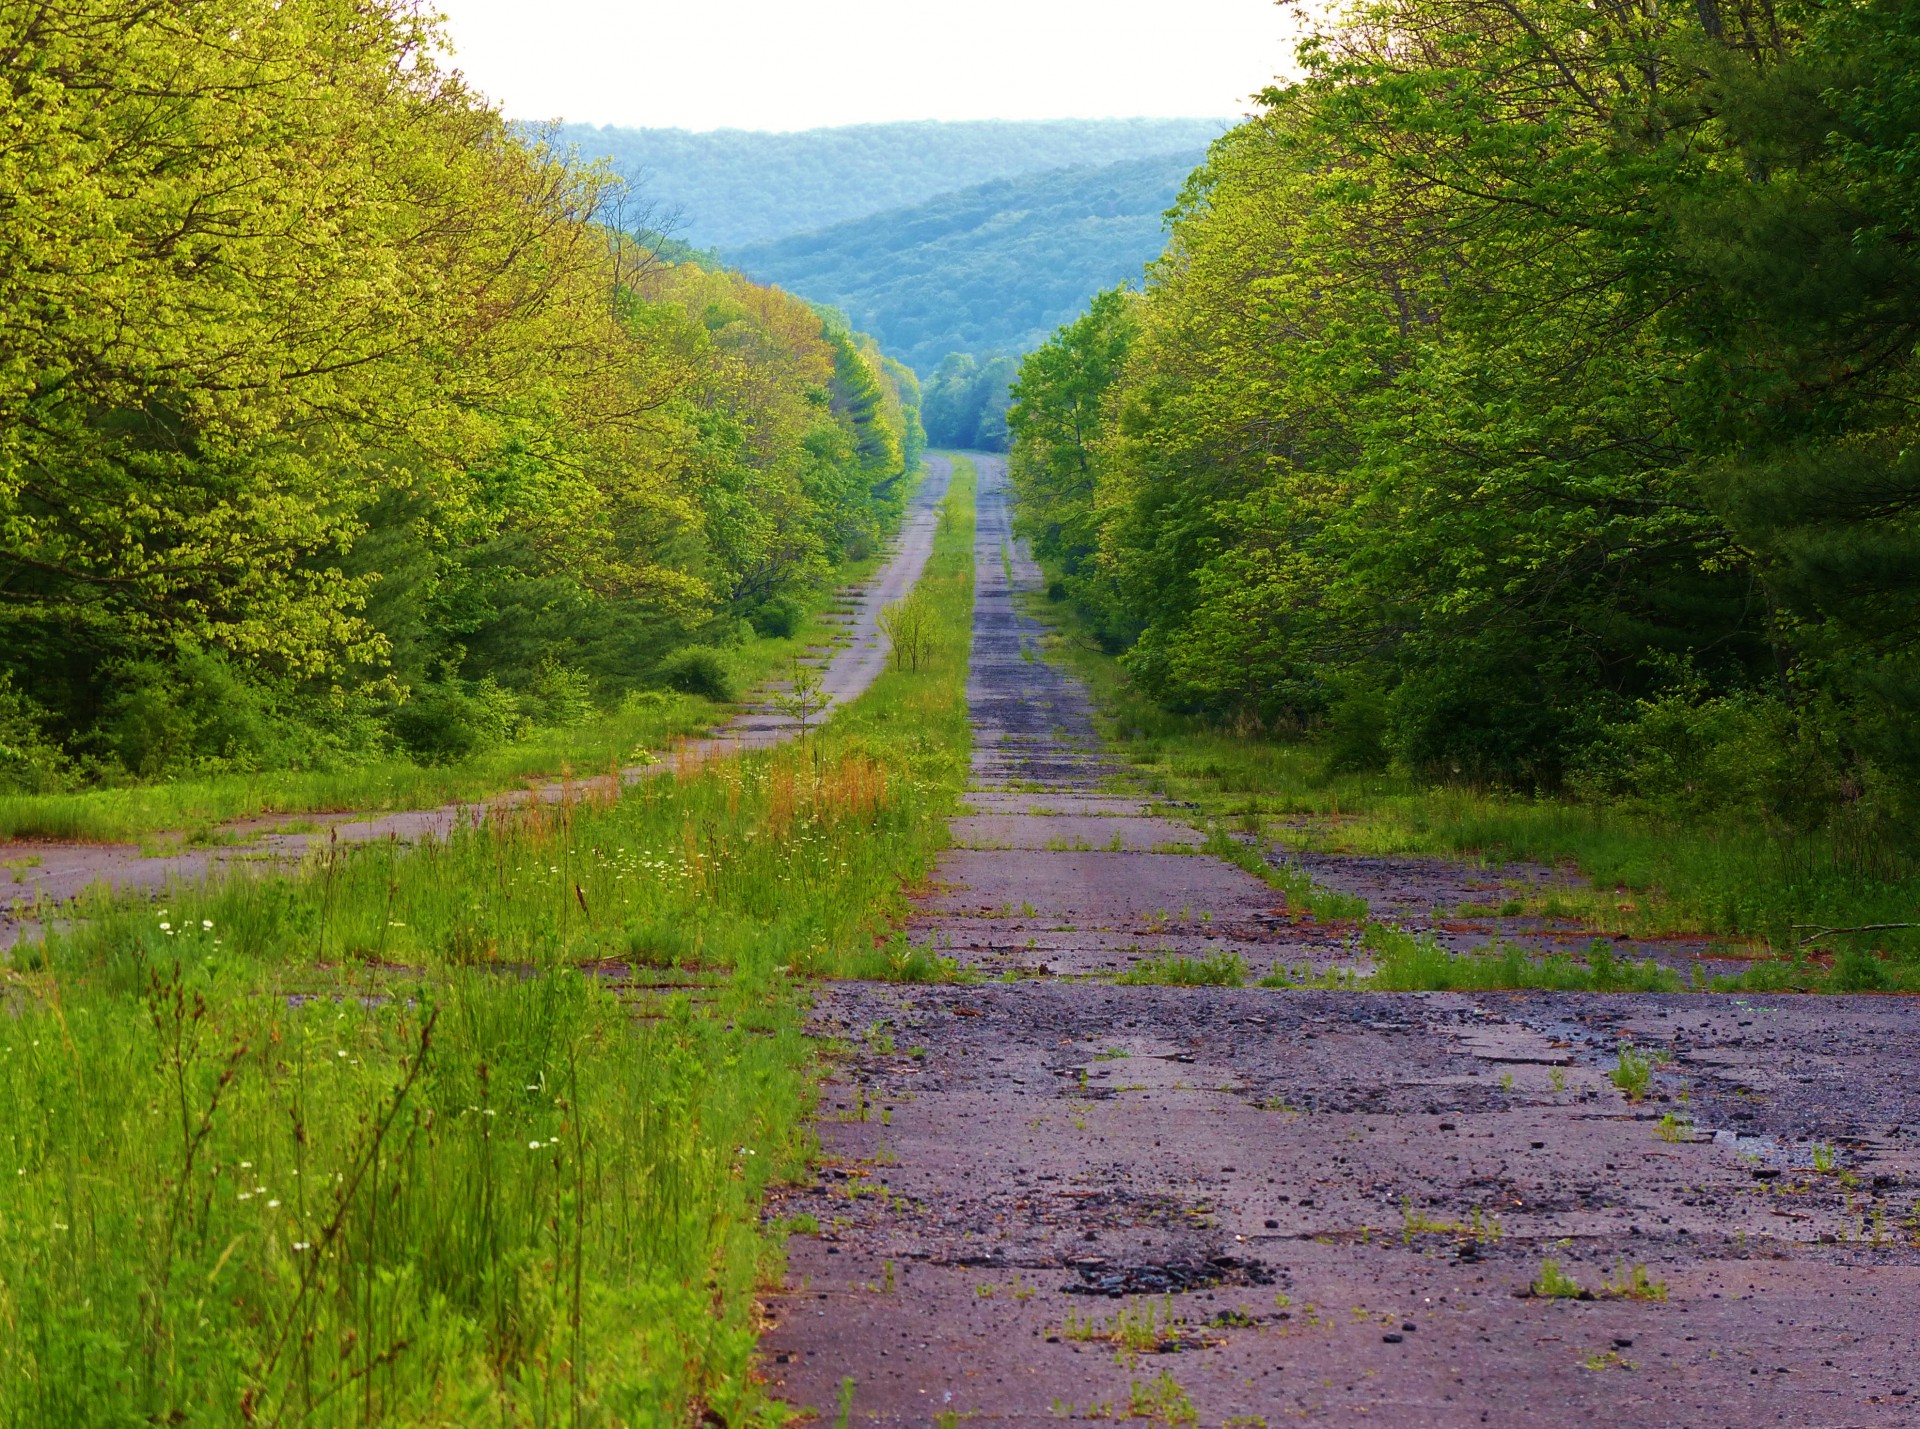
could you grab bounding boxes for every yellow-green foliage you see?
[0,462,978,1423]
[0,0,920,796]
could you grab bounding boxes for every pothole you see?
[1061,1253,1276,1297]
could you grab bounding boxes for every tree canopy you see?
[0,0,918,786]
[1009,0,1920,837]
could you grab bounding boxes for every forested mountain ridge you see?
[553,118,1227,248]
[1009,0,1920,857]
[730,151,1202,377]
[0,1,920,790]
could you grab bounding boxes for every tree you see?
[1007,0,1920,825]
[878,592,935,672]
[0,0,922,780]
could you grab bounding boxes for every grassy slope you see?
[0,540,892,845]
[0,462,978,1424]
[1022,588,1920,993]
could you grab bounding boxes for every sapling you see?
[877,590,935,671]
[773,658,830,733]
[1655,1112,1692,1142]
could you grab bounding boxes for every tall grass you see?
[0,969,808,1425]
[0,462,979,1422]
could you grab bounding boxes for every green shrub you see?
[1572,680,1843,830]
[1386,638,1585,789]
[1321,681,1390,775]
[525,660,597,728]
[749,597,803,639]
[655,646,739,703]
[1832,944,1896,992]
[390,680,522,764]
[0,677,67,793]
[95,649,293,779]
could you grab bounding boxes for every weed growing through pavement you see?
[1115,951,1247,987]
[1533,1258,1586,1298]
[1655,1113,1693,1142]
[1365,925,1681,993]
[1126,1370,1200,1425]
[850,933,969,983]
[1061,1298,1196,1365]
[1603,1261,1669,1300]
[1401,1200,1503,1246]
[1611,1043,1654,1100]
[1198,827,1369,920]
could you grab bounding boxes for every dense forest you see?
[731,152,1202,376]
[0,0,920,792]
[1010,0,1920,846]
[554,118,1226,249]
[921,355,1021,451]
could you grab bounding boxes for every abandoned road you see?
[764,456,1920,1427]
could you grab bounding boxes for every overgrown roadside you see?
[0,513,906,847]
[1017,586,1920,994]
[0,460,960,952]
[0,462,979,1423]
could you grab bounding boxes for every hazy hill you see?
[555,118,1223,249]
[728,151,1199,376]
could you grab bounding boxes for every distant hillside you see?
[728,151,1200,376]
[555,118,1224,249]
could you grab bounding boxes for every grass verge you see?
[0,462,978,1422]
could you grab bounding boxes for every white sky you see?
[431,0,1301,131]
